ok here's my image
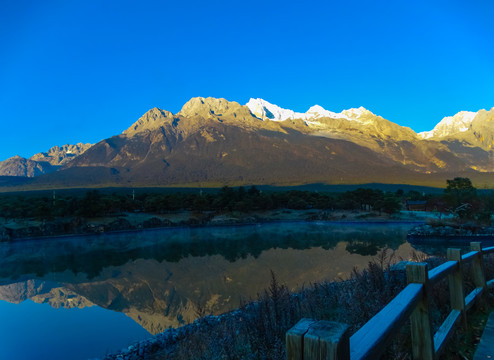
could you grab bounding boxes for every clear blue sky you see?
[1,0,493,161]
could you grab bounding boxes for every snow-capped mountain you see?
[2,96,494,189]
[419,111,477,139]
[245,98,375,124]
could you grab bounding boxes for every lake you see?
[0,221,427,359]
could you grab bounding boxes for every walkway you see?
[474,311,494,360]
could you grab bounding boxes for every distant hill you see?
[0,143,92,178]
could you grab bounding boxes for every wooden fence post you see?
[286,319,350,360]
[287,318,317,360]
[447,248,466,327]
[407,263,435,360]
[304,321,350,360]
[470,242,487,292]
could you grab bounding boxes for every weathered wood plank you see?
[473,312,494,360]
[461,250,477,263]
[465,287,484,312]
[433,309,461,356]
[471,243,487,292]
[287,318,317,360]
[407,263,434,360]
[350,283,423,360]
[482,246,494,255]
[487,279,494,290]
[447,248,466,329]
[407,262,429,284]
[428,260,457,285]
[304,321,350,360]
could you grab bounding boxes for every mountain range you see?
[1,97,493,189]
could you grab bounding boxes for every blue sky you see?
[1,0,493,161]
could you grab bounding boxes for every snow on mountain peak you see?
[307,105,326,113]
[245,98,373,124]
[306,105,340,119]
[418,111,477,139]
[245,98,304,121]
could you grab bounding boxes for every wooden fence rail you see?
[286,242,494,360]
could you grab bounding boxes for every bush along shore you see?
[101,250,494,360]
[409,223,494,238]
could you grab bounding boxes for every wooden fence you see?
[286,242,494,360]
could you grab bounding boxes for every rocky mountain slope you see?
[3,97,494,188]
[419,109,494,150]
[0,279,93,309]
[0,143,92,177]
[30,143,93,166]
[419,111,478,139]
[0,155,54,177]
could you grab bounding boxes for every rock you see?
[142,217,163,228]
[107,218,133,232]
[0,226,11,241]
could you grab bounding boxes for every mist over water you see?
[0,222,426,359]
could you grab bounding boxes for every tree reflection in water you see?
[0,222,425,335]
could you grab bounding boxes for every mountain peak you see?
[245,98,305,121]
[305,105,340,119]
[419,110,477,139]
[176,97,256,127]
[123,107,174,136]
[307,105,326,113]
[179,97,245,117]
[340,106,374,120]
[30,143,93,166]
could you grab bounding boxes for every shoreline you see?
[1,211,427,242]
[407,223,494,244]
[407,234,494,244]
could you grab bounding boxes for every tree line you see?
[0,178,492,222]
[0,186,401,220]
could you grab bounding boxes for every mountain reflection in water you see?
[0,222,424,335]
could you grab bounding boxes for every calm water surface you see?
[0,221,427,359]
